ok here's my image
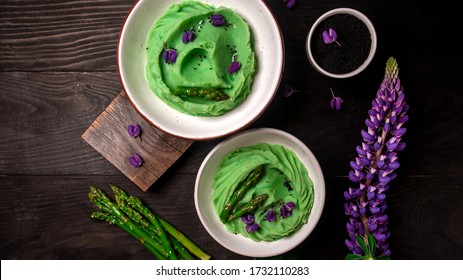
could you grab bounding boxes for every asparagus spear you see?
[173,87,230,101]
[90,211,167,260]
[88,187,168,259]
[227,194,269,222]
[111,185,177,260]
[111,186,193,260]
[219,165,265,223]
[156,217,210,260]
[110,185,210,260]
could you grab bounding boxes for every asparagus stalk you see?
[89,211,167,260]
[156,216,210,260]
[111,185,177,260]
[111,185,207,260]
[173,87,230,101]
[126,192,211,260]
[227,194,269,222]
[111,187,194,260]
[219,165,265,223]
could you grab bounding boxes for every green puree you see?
[212,143,315,242]
[145,1,256,116]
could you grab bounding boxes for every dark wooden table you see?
[1,0,462,260]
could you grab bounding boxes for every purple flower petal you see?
[228,61,241,73]
[211,14,225,26]
[322,30,333,44]
[361,130,375,142]
[370,207,381,215]
[182,30,195,44]
[241,213,255,224]
[245,223,259,234]
[129,153,143,168]
[168,50,177,63]
[282,84,298,97]
[394,127,406,137]
[280,205,291,218]
[335,97,343,110]
[163,49,177,64]
[182,32,189,44]
[345,239,355,250]
[284,0,297,9]
[266,209,277,222]
[328,28,337,40]
[128,124,141,137]
[286,202,296,209]
[330,97,336,109]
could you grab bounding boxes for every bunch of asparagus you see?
[88,184,210,260]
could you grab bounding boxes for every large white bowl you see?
[118,0,284,140]
[194,128,325,257]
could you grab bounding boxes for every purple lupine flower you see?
[163,47,177,64]
[280,201,296,218]
[128,124,141,138]
[210,14,225,27]
[330,88,343,110]
[266,209,277,222]
[281,84,300,97]
[241,214,255,224]
[323,28,341,46]
[284,0,297,9]
[129,153,143,168]
[245,223,259,234]
[344,57,408,258]
[182,30,195,44]
[228,61,241,74]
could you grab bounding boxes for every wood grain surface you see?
[82,91,193,191]
[1,0,462,260]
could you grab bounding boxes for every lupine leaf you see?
[367,233,376,256]
[345,254,366,260]
[356,235,368,254]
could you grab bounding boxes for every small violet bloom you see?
[266,209,277,222]
[322,28,341,46]
[210,14,225,27]
[281,84,300,97]
[129,153,143,168]
[182,30,195,44]
[330,88,343,110]
[228,61,241,73]
[163,48,177,64]
[127,124,141,138]
[284,0,297,9]
[245,223,259,234]
[241,213,255,225]
[280,202,296,218]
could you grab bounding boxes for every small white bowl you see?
[118,0,284,140]
[306,8,377,78]
[194,128,325,257]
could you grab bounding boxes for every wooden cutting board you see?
[82,91,194,191]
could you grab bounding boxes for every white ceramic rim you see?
[117,0,285,140]
[306,7,377,79]
[194,128,326,257]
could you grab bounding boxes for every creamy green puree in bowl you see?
[145,0,256,116]
[212,143,315,242]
